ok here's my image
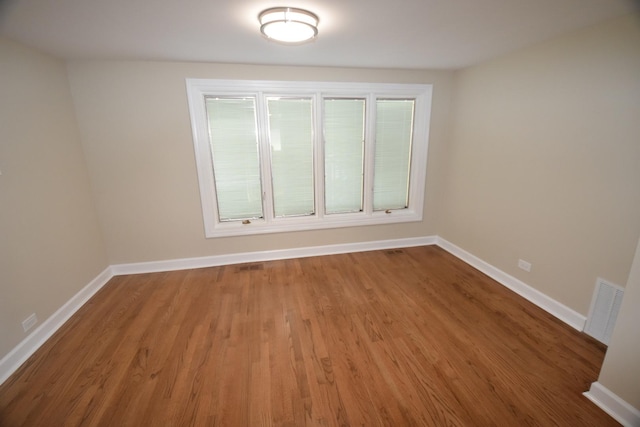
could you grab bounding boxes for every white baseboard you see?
[113,235,587,332]
[1,237,436,386]
[111,236,438,275]
[436,237,587,331]
[0,234,601,390]
[0,267,113,385]
[584,382,640,427]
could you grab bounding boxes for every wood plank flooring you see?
[0,246,617,426]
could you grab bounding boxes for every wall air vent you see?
[584,278,624,345]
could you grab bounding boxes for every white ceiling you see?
[1,0,637,69]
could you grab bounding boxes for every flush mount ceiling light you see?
[259,7,319,44]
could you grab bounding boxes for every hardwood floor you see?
[0,246,616,426]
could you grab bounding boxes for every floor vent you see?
[584,278,624,345]
[235,263,264,272]
[385,249,404,255]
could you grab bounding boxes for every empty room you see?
[1,0,639,425]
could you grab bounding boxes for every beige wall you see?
[438,13,640,315]
[0,38,108,359]
[66,61,453,264]
[598,236,640,408]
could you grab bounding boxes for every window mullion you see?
[255,92,275,222]
[362,94,376,215]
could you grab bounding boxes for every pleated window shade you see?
[266,97,315,217]
[373,99,415,211]
[206,97,263,221]
[323,98,366,214]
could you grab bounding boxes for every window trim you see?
[186,79,433,238]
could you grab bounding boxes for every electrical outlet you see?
[22,313,38,332]
[518,259,532,272]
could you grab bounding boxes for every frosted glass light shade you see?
[259,7,319,43]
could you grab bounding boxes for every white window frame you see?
[186,79,433,238]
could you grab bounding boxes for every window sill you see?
[204,209,423,238]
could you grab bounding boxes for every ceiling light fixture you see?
[259,7,319,44]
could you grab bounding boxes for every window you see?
[324,98,365,214]
[267,97,315,217]
[186,79,432,238]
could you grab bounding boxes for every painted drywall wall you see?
[438,13,640,315]
[598,236,640,409]
[0,38,108,359]
[66,61,453,264]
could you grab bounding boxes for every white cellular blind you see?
[206,97,263,221]
[373,99,415,211]
[324,98,365,214]
[267,98,315,217]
